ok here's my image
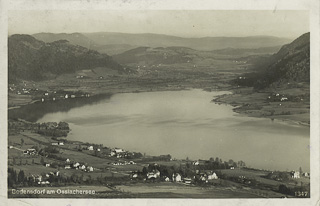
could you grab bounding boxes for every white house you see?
[184,178,192,184]
[73,162,80,168]
[173,173,182,182]
[45,163,50,167]
[114,148,125,153]
[65,165,71,169]
[193,161,199,166]
[292,171,300,179]
[165,177,170,182]
[59,142,64,146]
[66,159,70,163]
[88,146,94,151]
[147,170,160,179]
[208,172,218,180]
[51,142,59,146]
[80,165,86,170]
[87,166,94,172]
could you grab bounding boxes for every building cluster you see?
[110,148,128,158]
[132,169,219,185]
[111,161,136,166]
[63,159,94,172]
[267,93,289,102]
[23,148,37,155]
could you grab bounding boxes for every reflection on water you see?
[8,93,112,122]
[37,89,309,171]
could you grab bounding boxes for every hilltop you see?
[8,34,124,82]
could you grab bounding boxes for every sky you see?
[8,10,309,38]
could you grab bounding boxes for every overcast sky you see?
[8,10,309,38]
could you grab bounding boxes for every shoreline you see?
[8,84,310,128]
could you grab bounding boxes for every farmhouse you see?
[207,172,218,180]
[173,173,182,182]
[291,171,300,179]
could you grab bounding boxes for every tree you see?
[18,170,25,183]
[40,156,45,165]
[299,167,303,175]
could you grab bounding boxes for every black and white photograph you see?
[1,0,319,205]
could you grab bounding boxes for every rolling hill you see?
[84,32,292,51]
[32,32,292,55]
[8,34,124,82]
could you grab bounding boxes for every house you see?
[132,173,138,178]
[45,163,51,167]
[71,95,76,98]
[65,94,69,99]
[88,146,94,151]
[51,142,59,146]
[87,166,94,172]
[207,172,218,180]
[73,162,80,168]
[80,165,86,170]
[165,177,170,182]
[66,159,70,163]
[173,173,182,182]
[291,171,300,179]
[230,167,235,170]
[193,161,200,166]
[97,148,101,152]
[59,142,64,146]
[184,178,192,184]
[65,165,71,169]
[114,148,125,153]
[110,151,116,157]
[147,170,160,179]
[24,148,37,155]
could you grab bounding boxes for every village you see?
[8,118,310,198]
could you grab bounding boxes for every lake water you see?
[37,89,310,171]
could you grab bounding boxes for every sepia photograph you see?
[1,0,320,205]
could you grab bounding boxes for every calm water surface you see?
[37,89,310,171]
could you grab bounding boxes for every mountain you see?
[33,32,292,53]
[235,32,310,89]
[91,44,138,55]
[84,32,292,51]
[8,34,123,82]
[113,46,197,65]
[33,32,95,48]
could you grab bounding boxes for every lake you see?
[37,89,310,171]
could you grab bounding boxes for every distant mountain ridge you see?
[32,32,292,54]
[8,34,123,82]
